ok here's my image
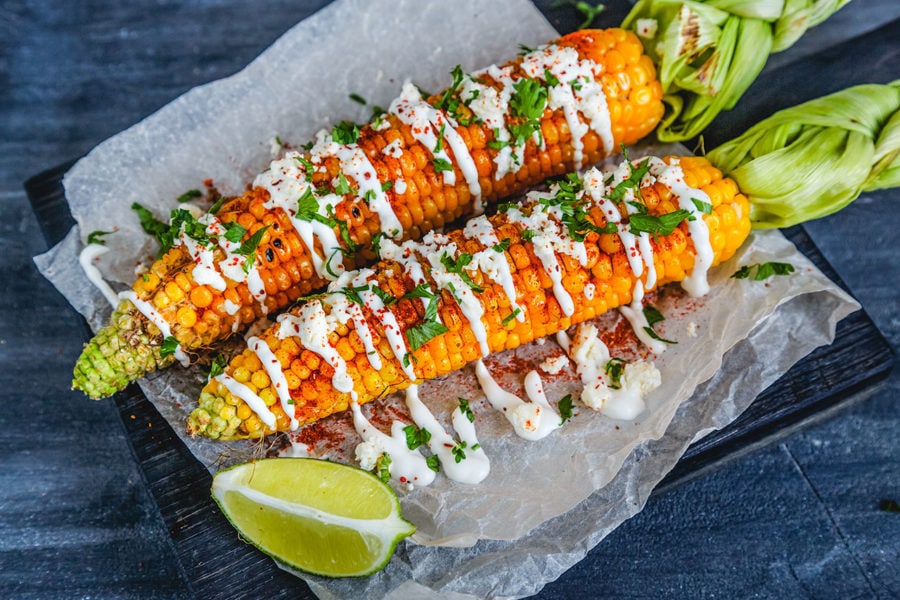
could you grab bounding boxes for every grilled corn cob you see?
[189,155,750,439]
[74,28,664,399]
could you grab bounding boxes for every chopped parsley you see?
[426,454,441,472]
[177,189,203,203]
[349,92,366,105]
[492,238,511,253]
[731,262,796,281]
[451,440,468,463]
[159,336,180,358]
[628,209,693,239]
[331,120,360,145]
[434,123,446,153]
[333,173,356,196]
[521,229,536,242]
[608,155,651,202]
[540,172,614,241]
[508,78,547,146]
[375,453,392,483]
[604,358,626,389]
[207,354,227,381]
[370,231,389,256]
[543,68,560,87]
[432,157,454,173]
[558,394,574,425]
[643,326,677,345]
[293,155,315,181]
[131,203,171,251]
[87,230,114,245]
[439,252,483,292]
[403,424,431,450]
[235,225,270,273]
[502,308,522,326]
[403,284,449,352]
[458,397,474,423]
[436,64,466,114]
[207,195,227,215]
[691,197,713,214]
[295,187,319,221]
[517,43,536,56]
[381,181,393,192]
[222,221,247,244]
[643,304,665,327]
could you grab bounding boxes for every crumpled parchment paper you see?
[33,0,860,598]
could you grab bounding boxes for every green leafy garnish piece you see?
[440,252,483,292]
[643,326,677,345]
[458,397,474,423]
[160,336,180,358]
[628,209,693,239]
[222,221,247,244]
[432,158,454,173]
[502,308,522,326]
[406,321,450,352]
[509,78,548,146]
[207,354,227,381]
[543,68,560,87]
[451,441,468,463]
[331,120,360,145]
[426,455,441,472]
[235,225,270,273]
[334,173,356,196]
[87,230,114,245]
[492,238,511,253]
[604,358,626,389]
[349,93,366,105]
[375,453,392,483]
[177,189,203,203]
[207,195,227,215]
[539,172,611,241]
[295,187,319,221]
[403,424,432,451]
[558,394,574,425]
[436,65,466,115]
[643,304,665,327]
[131,202,170,247]
[691,197,713,214]
[731,262,796,281]
[608,156,651,202]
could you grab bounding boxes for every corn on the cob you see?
[189,155,750,439]
[73,28,664,400]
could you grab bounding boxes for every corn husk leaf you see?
[707,81,900,228]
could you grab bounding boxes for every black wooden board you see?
[25,155,894,599]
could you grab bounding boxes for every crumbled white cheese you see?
[687,321,698,337]
[510,403,542,435]
[635,18,658,39]
[540,353,570,375]
[354,440,383,472]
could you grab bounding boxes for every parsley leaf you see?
[375,453,392,483]
[440,252,483,292]
[333,173,356,196]
[691,197,713,214]
[502,308,522,326]
[207,354,227,381]
[235,225,270,273]
[604,358,626,389]
[436,65,466,114]
[543,68,560,87]
[87,230,114,245]
[406,320,449,352]
[608,157,651,202]
[160,336,180,358]
[451,440,468,463]
[558,394,574,425]
[492,238,511,253]
[643,326,677,345]
[458,397,474,423]
[403,424,432,450]
[426,455,441,472]
[331,120,360,145]
[509,78,547,146]
[731,262,795,281]
[177,189,203,203]
[432,157,454,173]
[131,202,170,248]
[207,195,227,215]
[222,221,247,244]
[370,284,397,307]
[349,92,366,105]
[628,209,693,238]
[643,304,665,327]
[295,187,319,221]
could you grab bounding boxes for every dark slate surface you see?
[2,1,898,598]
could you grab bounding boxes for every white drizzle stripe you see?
[247,336,298,430]
[350,401,436,487]
[618,281,667,354]
[463,216,524,322]
[78,244,120,308]
[118,290,189,367]
[214,373,277,429]
[344,270,383,372]
[405,386,490,485]
[276,302,355,397]
[474,360,560,441]
[335,145,403,238]
[389,83,458,187]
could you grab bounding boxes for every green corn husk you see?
[622,0,851,141]
[73,299,174,399]
[707,81,900,228]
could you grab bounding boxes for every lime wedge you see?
[211,458,415,578]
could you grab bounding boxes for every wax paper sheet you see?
[33,0,860,598]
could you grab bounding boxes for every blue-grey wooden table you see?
[1,1,898,598]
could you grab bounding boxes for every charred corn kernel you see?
[175,306,197,328]
[190,156,750,439]
[79,28,664,401]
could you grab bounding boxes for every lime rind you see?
[211,458,415,578]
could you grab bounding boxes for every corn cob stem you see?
[74,28,664,399]
[189,155,750,439]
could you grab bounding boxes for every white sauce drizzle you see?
[405,385,490,484]
[276,301,355,396]
[247,336,298,431]
[118,290,189,367]
[78,243,120,308]
[474,360,561,440]
[335,144,402,238]
[463,216,524,322]
[214,373,277,429]
[351,401,436,488]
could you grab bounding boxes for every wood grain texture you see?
[3,1,899,599]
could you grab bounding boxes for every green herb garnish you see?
[160,336,180,358]
[331,120,360,145]
[558,394,574,425]
[87,230,114,245]
[458,397,474,423]
[403,424,432,450]
[731,262,796,280]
